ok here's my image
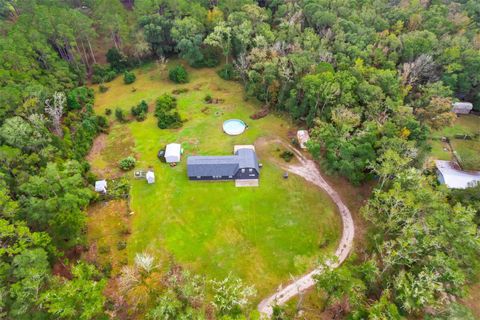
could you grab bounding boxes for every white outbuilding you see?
[146,171,155,184]
[452,102,473,114]
[297,130,310,149]
[95,180,107,193]
[435,160,480,189]
[165,143,182,163]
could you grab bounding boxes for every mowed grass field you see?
[89,62,341,297]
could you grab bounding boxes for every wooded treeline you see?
[0,0,479,319]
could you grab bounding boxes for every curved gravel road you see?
[257,140,354,318]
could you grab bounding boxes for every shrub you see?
[115,108,126,122]
[204,94,212,103]
[117,241,127,250]
[155,94,182,129]
[99,84,109,93]
[123,71,136,84]
[96,116,109,130]
[169,65,189,83]
[92,64,117,84]
[280,150,294,162]
[118,156,136,171]
[67,87,94,110]
[131,100,148,121]
[105,108,112,116]
[155,94,177,112]
[106,48,129,72]
[217,63,237,80]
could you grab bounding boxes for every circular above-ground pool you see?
[223,119,246,135]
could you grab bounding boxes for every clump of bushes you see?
[66,86,94,110]
[123,71,136,84]
[280,150,294,162]
[91,64,116,84]
[115,108,126,122]
[169,65,189,83]
[154,94,182,129]
[118,156,136,171]
[217,63,237,80]
[131,100,148,121]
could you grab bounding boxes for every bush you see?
[99,84,109,93]
[105,108,112,116]
[115,108,126,122]
[217,63,237,80]
[123,71,136,84]
[67,87,94,110]
[118,156,136,171]
[106,48,129,72]
[92,64,117,84]
[154,94,182,129]
[280,150,294,162]
[96,116,109,130]
[204,94,212,103]
[117,241,127,250]
[131,100,148,121]
[169,65,189,83]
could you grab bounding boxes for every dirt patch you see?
[86,133,107,163]
[461,282,480,319]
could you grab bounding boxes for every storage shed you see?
[146,171,155,184]
[452,102,473,114]
[297,130,310,149]
[95,180,107,193]
[165,143,182,163]
[435,160,480,189]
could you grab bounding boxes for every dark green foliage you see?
[115,108,126,122]
[154,94,182,129]
[106,48,129,72]
[217,63,237,80]
[168,65,189,83]
[123,71,136,84]
[67,87,94,111]
[279,151,294,162]
[118,156,136,171]
[131,100,148,121]
[105,108,112,116]
[92,64,116,84]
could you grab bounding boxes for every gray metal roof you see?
[187,148,259,177]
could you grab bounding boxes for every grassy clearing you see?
[89,62,341,298]
[428,114,480,164]
[85,200,130,276]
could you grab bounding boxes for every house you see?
[435,160,480,189]
[165,143,182,163]
[452,102,473,114]
[95,180,107,193]
[297,130,310,149]
[187,148,259,181]
[146,171,155,184]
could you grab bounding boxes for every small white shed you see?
[297,130,310,149]
[146,171,155,184]
[165,143,182,163]
[452,102,473,114]
[95,180,107,193]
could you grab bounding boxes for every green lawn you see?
[428,114,480,163]
[90,62,341,298]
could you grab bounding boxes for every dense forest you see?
[1,0,480,319]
